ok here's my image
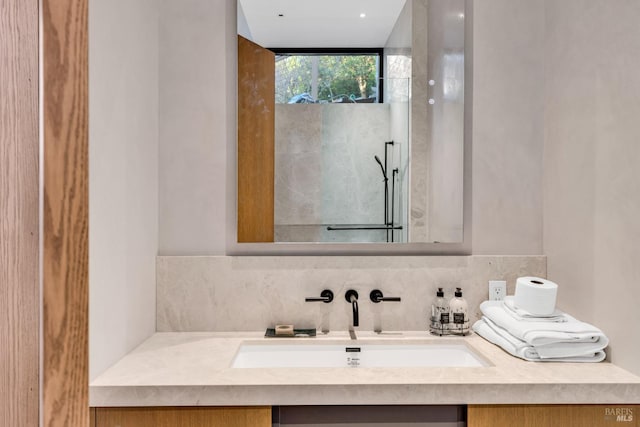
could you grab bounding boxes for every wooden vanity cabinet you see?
[91,404,639,426]
[468,404,639,427]
[92,406,271,427]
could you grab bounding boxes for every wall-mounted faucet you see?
[345,290,359,329]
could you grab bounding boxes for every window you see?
[271,49,383,104]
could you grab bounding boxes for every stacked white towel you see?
[473,298,608,362]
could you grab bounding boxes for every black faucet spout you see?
[352,298,359,327]
[345,290,359,328]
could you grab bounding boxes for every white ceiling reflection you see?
[239,0,407,48]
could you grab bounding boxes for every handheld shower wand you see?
[374,155,388,181]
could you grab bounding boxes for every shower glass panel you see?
[424,0,465,243]
[274,78,410,243]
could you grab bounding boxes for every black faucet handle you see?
[370,289,401,303]
[305,289,334,303]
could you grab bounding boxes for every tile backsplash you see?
[157,255,546,332]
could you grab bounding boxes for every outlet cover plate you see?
[489,280,507,301]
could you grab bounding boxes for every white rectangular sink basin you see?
[231,340,489,368]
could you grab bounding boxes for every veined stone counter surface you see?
[90,331,640,407]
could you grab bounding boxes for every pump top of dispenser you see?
[454,287,463,297]
[437,288,444,297]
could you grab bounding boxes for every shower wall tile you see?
[275,105,323,225]
[321,104,390,225]
[274,104,393,242]
[157,255,546,332]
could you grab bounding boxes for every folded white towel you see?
[478,316,607,359]
[503,296,566,322]
[473,318,606,363]
[480,300,609,351]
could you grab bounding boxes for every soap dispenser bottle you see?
[430,287,450,336]
[449,287,469,335]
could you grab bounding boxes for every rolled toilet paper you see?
[513,277,558,316]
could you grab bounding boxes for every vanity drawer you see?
[468,404,639,427]
[92,406,271,427]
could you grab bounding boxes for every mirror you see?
[237,0,465,244]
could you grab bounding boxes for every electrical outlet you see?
[489,280,507,301]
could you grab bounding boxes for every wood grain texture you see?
[237,35,275,242]
[0,0,40,425]
[42,0,89,426]
[90,408,96,427]
[468,404,640,427]
[95,407,272,427]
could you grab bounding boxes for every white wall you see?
[158,0,233,255]
[543,0,640,375]
[471,0,545,254]
[89,0,159,380]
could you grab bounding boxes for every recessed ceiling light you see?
[360,13,366,18]
[458,13,465,19]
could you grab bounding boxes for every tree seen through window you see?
[275,54,379,104]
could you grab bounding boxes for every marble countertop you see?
[90,331,640,407]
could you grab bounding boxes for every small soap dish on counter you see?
[265,325,316,338]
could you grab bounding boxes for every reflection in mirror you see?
[274,77,409,243]
[237,0,465,244]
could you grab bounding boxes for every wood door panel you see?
[95,407,272,427]
[0,0,40,425]
[42,0,90,425]
[237,35,275,242]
